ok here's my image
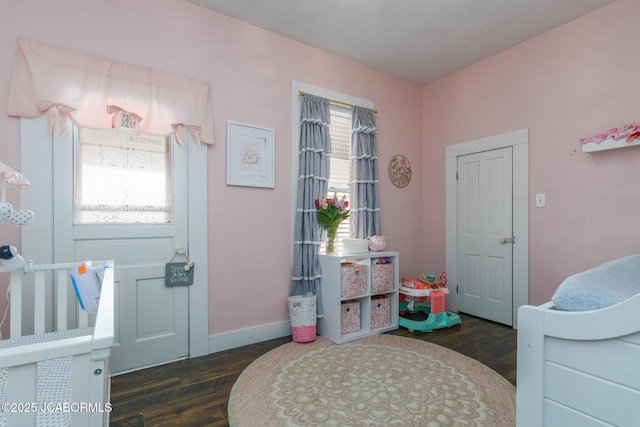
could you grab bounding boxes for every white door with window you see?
[64,126,189,373]
[21,116,201,374]
[457,147,513,325]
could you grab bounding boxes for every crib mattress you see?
[0,327,94,427]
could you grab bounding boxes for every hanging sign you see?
[165,262,194,287]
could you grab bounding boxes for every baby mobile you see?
[0,162,34,272]
[0,162,34,226]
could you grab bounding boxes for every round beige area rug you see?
[228,335,515,426]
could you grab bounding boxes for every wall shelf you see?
[582,137,640,153]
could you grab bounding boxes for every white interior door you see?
[457,147,513,325]
[53,126,189,373]
[21,115,209,373]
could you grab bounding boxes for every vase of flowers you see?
[325,227,338,255]
[315,193,349,254]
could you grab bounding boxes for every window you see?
[322,104,352,252]
[74,116,173,225]
[292,82,375,253]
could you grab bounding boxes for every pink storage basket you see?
[371,296,391,329]
[341,300,361,334]
[372,263,394,294]
[288,294,317,343]
[341,263,367,298]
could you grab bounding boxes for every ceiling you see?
[189,0,615,85]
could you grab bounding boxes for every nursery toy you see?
[418,272,447,289]
[401,276,428,290]
[0,161,34,227]
[399,272,460,333]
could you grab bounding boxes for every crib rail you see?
[92,263,115,351]
[0,261,113,338]
[0,260,114,426]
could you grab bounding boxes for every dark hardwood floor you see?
[110,313,516,426]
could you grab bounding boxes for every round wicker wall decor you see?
[389,154,412,188]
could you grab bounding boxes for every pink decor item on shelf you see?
[579,123,640,144]
[368,235,386,251]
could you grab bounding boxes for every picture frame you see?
[226,121,275,188]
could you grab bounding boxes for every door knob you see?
[501,236,515,244]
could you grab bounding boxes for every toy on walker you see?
[399,272,461,333]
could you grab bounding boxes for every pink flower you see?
[315,195,329,210]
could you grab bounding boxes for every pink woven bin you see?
[288,294,317,343]
[291,324,316,343]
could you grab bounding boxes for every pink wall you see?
[423,0,640,305]
[4,0,630,340]
[0,0,423,337]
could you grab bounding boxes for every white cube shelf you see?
[318,251,399,344]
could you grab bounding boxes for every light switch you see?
[535,193,546,208]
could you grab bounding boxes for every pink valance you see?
[7,37,215,145]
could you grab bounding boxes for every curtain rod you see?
[298,91,378,114]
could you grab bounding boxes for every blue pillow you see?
[551,255,640,311]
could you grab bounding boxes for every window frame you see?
[290,81,374,256]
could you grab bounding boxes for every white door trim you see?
[445,128,529,328]
[20,117,209,358]
[186,132,209,358]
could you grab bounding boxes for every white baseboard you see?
[208,320,292,353]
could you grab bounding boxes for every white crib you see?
[0,261,114,426]
[517,294,640,426]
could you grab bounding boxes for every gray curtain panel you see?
[290,94,331,316]
[351,106,381,239]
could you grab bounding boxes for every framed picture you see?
[226,121,275,188]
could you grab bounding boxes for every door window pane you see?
[74,127,173,224]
